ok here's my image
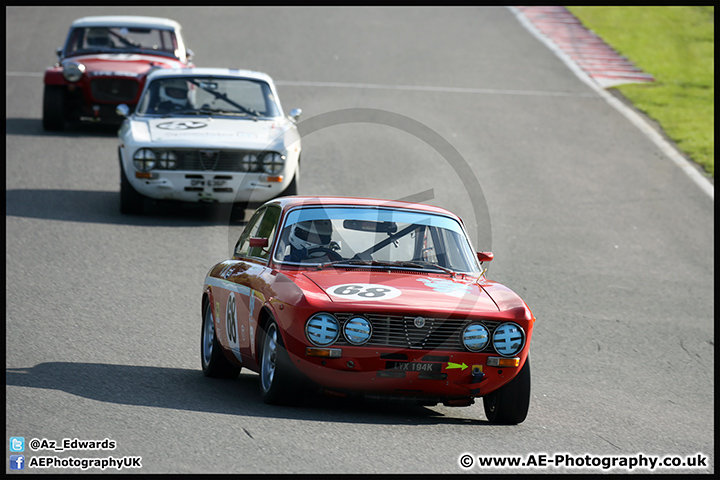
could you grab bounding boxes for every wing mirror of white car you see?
[186,48,194,63]
[288,108,302,122]
[477,251,494,263]
[116,104,130,118]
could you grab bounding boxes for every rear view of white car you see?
[117,67,302,216]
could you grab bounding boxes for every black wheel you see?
[201,301,241,378]
[281,169,298,196]
[120,155,145,215]
[229,202,248,223]
[42,85,66,131]
[259,319,297,404]
[483,356,531,425]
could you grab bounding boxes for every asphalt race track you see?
[6,6,714,474]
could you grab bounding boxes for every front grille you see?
[153,149,278,172]
[333,314,501,352]
[90,78,139,102]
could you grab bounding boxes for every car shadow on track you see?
[6,118,119,137]
[6,188,248,227]
[6,362,490,426]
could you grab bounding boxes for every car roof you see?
[146,67,274,84]
[269,196,463,221]
[70,16,181,31]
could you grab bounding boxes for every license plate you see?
[385,361,441,373]
[188,180,227,187]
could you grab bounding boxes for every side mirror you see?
[116,104,130,118]
[288,108,302,122]
[249,237,269,248]
[185,48,194,63]
[56,47,63,60]
[477,251,494,263]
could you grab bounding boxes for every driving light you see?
[343,316,372,345]
[462,323,490,352]
[63,62,86,82]
[306,313,339,346]
[241,153,257,172]
[133,149,156,172]
[261,152,285,174]
[492,322,525,356]
[158,151,178,169]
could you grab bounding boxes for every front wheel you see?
[201,301,241,378]
[42,85,66,131]
[483,356,531,425]
[120,160,145,215]
[259,319,297,405]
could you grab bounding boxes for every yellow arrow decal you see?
[446,362,468,371]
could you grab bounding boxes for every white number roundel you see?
[327,284,402,301]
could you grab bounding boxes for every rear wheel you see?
[259,319,297,404]
[120,156,145,215]
[483,356,531,425]
[201,301,241,378]
[42,85,66,131]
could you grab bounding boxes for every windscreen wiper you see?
[392,260,457,277]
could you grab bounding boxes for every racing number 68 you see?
[333,285,392,298]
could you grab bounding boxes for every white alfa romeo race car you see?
[117,67,302,215]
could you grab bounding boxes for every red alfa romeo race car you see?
[201,196,535,424]
[42,15,194,130]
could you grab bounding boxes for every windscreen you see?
[274,206,480,273]
[136,76,281,118]
[64,26,179,58]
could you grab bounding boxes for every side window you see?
[234,208,266,258]
[248,206,280,259]
[233,206,281,261]
[414,225,437,263]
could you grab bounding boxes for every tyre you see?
[42,85,66,131]
[259,319,297,404]
[201,301,241,378]
[120,153,145,215]
[281,169,298,196]
[483,356,531,425]
[278,160,299,197]
[229,202,248,223]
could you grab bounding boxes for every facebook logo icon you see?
[10,455,25,470]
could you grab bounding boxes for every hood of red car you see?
[62,53,184,76]
[302,269,499,315]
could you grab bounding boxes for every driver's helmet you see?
[288,219,333,251]
[86,28,112,47]
[158,78,189,107]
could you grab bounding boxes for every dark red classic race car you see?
[201,196,535,424]
[42,15,193,130]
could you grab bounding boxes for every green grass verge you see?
[566,6,714,178]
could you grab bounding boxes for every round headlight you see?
[241,153,258,172]
[63,62,86,82]
[492,322,525,356]
[133,149,156,172]
[158,151,178,169]
[462,323,490,352]
[343,316,372,345]
[306,313,339,346]
[261,152,285,174]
